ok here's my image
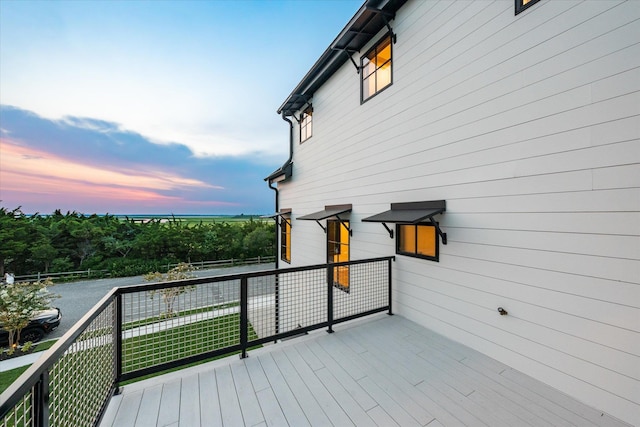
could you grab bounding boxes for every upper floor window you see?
[300,108,312,143]
[515,0,541,15]
[396,223,439,262]
[361,35,392,103]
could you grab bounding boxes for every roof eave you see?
[277,0,407,116]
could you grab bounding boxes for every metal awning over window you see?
[298,204,352,235]
[362,200,446,243]
[262,209,292,226]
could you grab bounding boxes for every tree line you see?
[0,206,275,279]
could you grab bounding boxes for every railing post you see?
[387,258,393,315]
[240,277,249,358]
[327,264,334,333]
[274,273,280,342]
[32,371,50,427]
[114,293,123,388]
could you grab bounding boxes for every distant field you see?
[115,214,269,225]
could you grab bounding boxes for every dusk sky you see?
[0,0,362,215]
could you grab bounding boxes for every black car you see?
[0,308,62,345]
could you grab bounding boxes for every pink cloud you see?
[0,138,234,213]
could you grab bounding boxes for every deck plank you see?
[217,364,245,426]
[256,387,288,426]
[258,353,311,427]
[136,384,162,427]
[109,390,141,427]
[314,367,375,427]
[231,360,265,427]
[282,346,356,427]
[198,370,222,426]
[179,373,201,427]
[305,340,377,411]
[156,379,180,427]
[271,350,333,427]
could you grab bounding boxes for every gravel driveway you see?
[46,263,275,341]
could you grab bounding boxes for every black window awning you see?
[362,200,447,243]
[298,204,352,235]
[262,209,292,226]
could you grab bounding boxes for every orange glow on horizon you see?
[0,138,233,210]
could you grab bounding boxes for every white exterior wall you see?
[276,0,640,424]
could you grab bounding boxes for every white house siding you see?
[276,0,640,424]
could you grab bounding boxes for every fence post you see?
[327,264,334,334]
[240,277,249,359]
[38,272,41,281]
[387,258,393,316]
[32,371,50,427]
[114,293,123,388]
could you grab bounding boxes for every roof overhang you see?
[277,0,408,116]
[264,159,293,184]
[262,208,292,226]
[362,200,447,242]
[298,204,353,235]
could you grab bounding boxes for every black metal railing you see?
[0,256,393,427]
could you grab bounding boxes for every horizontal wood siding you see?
[277,0,640,424]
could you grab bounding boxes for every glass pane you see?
[399,225,416,253]
[377,40,391,65]
[362,58,376,78]
[377,61,392,91]
[417,225,436,257]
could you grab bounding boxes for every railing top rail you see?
[117,256,395,294]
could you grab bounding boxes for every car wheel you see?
[20,328,45,343]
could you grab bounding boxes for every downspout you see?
[272,112,295,268]
[269,112,294,338]
[281,111,294,176]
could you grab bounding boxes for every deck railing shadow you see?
[0,256,393,427]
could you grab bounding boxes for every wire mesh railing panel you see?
[276,268,328,333]
[120,279,242,374]
[333,259,389,321]
[48,299,116,427]
[246,274,277,339]
[0,393,33,427]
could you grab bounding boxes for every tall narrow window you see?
[515,0,541,15]
[327,220,350,290]
[300,108,312,143]
[397,224,439,261]
[361,35,392,102]
[280,216,291,263]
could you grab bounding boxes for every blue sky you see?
[0,0,362,214]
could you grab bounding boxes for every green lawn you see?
[1,314,259,395]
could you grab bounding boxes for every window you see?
[396,223,439,262]
[280,216,291,263]
[361,35,392,102]
[515,0,541,15]
[300,108,312,143]
[327,220,350,290]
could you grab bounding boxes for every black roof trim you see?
[362,200,446,224]
[297,204,352,221]
[277,0,407,116]
[264,159,293,183]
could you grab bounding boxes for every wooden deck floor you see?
[100,314,630,427]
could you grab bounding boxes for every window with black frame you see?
[361,35,392,102]
[280,216,291,263]
[327,220,350,291]
[300,108,312,143]
[396,223,439,262]
[515,0,541,15]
